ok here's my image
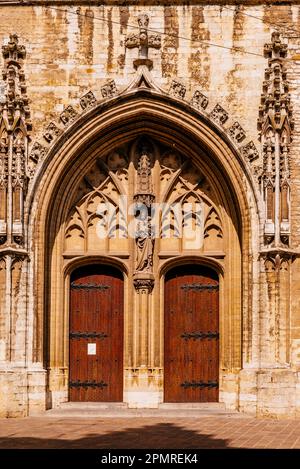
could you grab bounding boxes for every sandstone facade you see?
[0,1,300,418]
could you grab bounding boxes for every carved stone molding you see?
[169,80,186,99]
[191,90,208,110]
[43,122,62,143]
[60,105,78,126]
[241,141,259,163]
[29,142,47,164]
[209,104,228,125]
[133,275,155,294]
[101,80,118,99]
[27,141,47,178]
[80,91,97,110]
[228,121,246,144]
[261,249,295,273]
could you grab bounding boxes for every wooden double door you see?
[69,265,123,401]
[69,263,219,403]
[164,265,219,402]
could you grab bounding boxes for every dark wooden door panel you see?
[164,265,219,402]
[69,265,123,402]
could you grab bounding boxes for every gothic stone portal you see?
[47,134,240,408]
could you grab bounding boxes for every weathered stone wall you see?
[0,3,273,142]
[0,4,298,158]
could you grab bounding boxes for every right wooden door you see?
[164,265,219,402]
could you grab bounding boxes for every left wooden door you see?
[69,265,123,402]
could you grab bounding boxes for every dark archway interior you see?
[165,264,219,282]
[71,264,123,283]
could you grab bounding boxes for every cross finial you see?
[125,14,161,70]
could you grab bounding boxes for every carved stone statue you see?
[133,141,155,285]
[135,214,154,273]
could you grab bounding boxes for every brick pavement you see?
[0,416,300,449]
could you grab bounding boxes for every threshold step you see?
[41,401,242,419]
[51,402,128,410]
[159,402,226,410]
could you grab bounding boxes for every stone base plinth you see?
[0,367,47,418]
[124,367,163,408]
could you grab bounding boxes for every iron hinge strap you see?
[69,332,108,339]
[71,282,111,290]
[180,380,218,389]
[181,331,219,340]
[181,284,219,291]
[69,380,108,389]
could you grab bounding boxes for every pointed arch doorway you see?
[164,265,219,402]
[31,89,250,410]
[69,264,124,402]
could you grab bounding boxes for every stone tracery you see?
[64,138,224,261]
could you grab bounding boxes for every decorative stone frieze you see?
[209,104,228,125]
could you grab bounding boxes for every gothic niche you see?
[64,138,223,259]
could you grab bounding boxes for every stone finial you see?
[1,34,30,131]
[2,33,26,63]
[258,32,293,247]
[125,14,161,70]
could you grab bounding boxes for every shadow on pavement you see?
[0,422,231,449]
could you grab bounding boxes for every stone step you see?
[50,402,128,411]
[42,401,241,418]
[158,402,226,410]
[58,402,128,409]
